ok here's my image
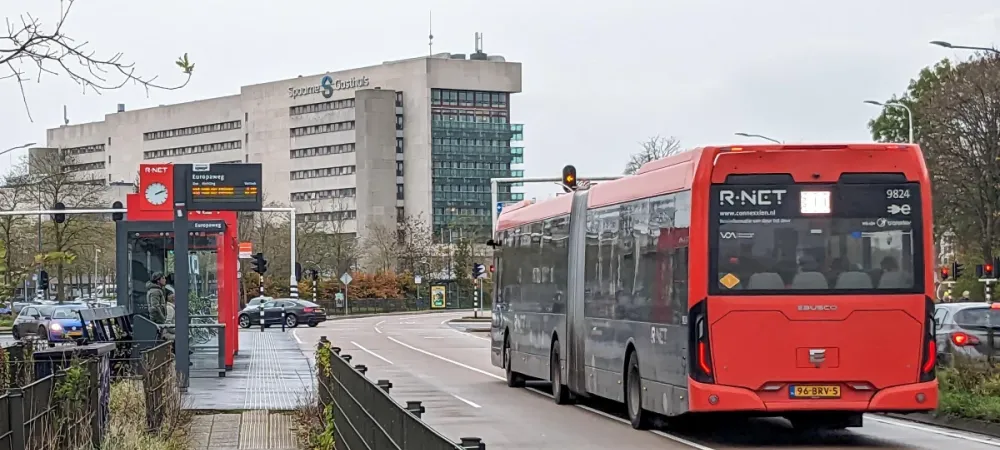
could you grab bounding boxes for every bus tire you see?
[504,336,525,388]
[550,340,572,404]
[625,351,652,430]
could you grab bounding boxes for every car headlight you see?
[49,323,62,331]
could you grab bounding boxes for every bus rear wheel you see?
[504,337,525,388]
[550,340,572,404]
[625,351,652,430]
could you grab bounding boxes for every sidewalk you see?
[188,411,298,450]
[184,329,311,449]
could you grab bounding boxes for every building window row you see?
[396,114,404,130]
[290,120,355,137]
[396,161,404,177]
[432,109,508,124]
[433,137,510,148]
[432,89,508,109]
[290,98,356,116]
[301,210,357,222]
[290,165,356,180]
[434,161,510,170]
[435,184,511,193]
[143,140,242,160]
[290,143,356,159]
[396,138,404,154]
[433,207,490,216]
[397,184,404,200]
[63,161,105,172]
[143,120,241,141]
[290,188,357,202]
[61,144,105,156]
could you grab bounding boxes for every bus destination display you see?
[186,163,263,211]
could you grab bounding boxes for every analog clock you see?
[145,182,168,206]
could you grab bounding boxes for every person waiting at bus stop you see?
[146,272,173,340]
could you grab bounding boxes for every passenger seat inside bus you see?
[835,271,874,289]
[791,272,828,289]
[747,273,785,290]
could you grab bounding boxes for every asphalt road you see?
[291,311,1000,450]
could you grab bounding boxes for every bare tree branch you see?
[623,135,685,175]
[1,0,195,121]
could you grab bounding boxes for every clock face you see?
[145,182,168,206]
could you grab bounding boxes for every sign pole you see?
[172,166,192,390]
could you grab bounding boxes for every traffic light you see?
[39,270,49,291]
[52,202,65,224]
[991,256,1000,279]
[489,264,495,274]
[473,263,486,279]
[561,165,578,192]
[250,252,268,275]
[111,201,124,221]
[940,266,950,280]
[953,261,964,280]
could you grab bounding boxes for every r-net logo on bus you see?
[719,189,788,207]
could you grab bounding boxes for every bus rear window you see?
[709,183,922,294]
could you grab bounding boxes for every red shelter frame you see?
[128,164,239,369]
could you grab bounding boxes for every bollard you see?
[331,346,341,355]
[460,437,483,450]
[342,354,352,363]
[355,364,367,375]
[259,310,265,332]
[406,401,425,419]
[376,379,392,393]
[281,306,287,331]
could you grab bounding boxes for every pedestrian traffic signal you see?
[52,202,65,224]
[39,270,49,291]
[562,165,578,192]
[489,264,495,274]
[250,253,268,275]
[473,263,486,279]
[952,261,964,280]
[940,266,950,280]
[111,201,124,221]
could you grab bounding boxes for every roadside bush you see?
[100,378,188,450]
[937,361,1000,422]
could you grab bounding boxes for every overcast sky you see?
[2,0,999,201]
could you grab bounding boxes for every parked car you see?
[12,304,88,346]
[238,299,326,329]
[935,302,1000,365]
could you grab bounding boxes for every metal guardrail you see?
[316,337,486,450]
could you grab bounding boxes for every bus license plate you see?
[789,385,840,399]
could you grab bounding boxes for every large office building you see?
[43,48,525,240]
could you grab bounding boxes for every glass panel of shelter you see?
[126,230,222,370]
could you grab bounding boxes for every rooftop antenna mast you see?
[475,32,483,53]
[63,105,68,125]
[428,11,434,55]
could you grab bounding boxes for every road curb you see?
[883,412,1000,437]
[326,309,471,321]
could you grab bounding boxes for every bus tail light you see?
[688,299,715,384]
[919,296,936,382]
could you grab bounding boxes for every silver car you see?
[935,302,1000,365]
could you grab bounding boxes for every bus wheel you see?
[625,351,652,430]
[550,340,572,404]
[504,338,525,388]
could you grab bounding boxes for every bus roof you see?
[495,143,925,232]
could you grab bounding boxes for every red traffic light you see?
[987,264,995,275]
[940,267,950,279]
[489,264,495,273]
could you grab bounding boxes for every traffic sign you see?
[340,272,353,285]
[496,202,504,215]
[184,163,263,211]
[238,242,253,259]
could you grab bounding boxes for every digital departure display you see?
[184,163,263,211]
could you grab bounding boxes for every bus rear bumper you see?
[688,379,938,413]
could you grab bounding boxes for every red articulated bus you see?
[489,143,937,430]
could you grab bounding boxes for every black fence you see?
[316,337,486,450]
[141,341,176,431]
[317,298,428,316]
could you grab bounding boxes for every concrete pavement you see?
[291,311,1000,450]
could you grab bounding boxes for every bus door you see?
[565,190,590,393]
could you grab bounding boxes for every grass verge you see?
[937,361,1000,422]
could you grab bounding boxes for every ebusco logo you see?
[288,75,370,99]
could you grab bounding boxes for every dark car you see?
[238,299,326,329]
[935,302,1000,365]
[12,304,88,346]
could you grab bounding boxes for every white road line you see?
[386,336,504,381]
[291,329,303,344]
[525,388,715,449]
[424,336,444,339]
[452,394,482,408]
[450,328,491,342]
[350,341,394,365]
[440,317,454,325]
[866,415,1000,446]
[374,320,384,334]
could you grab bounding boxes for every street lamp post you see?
[864,100,914,143]
[734,132,781,144]
[930,41,1000,55]
[0,142,36,158]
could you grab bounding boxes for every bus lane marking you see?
[350,341,394,365]
[866,415,1000,446]
[389,337,716,450]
